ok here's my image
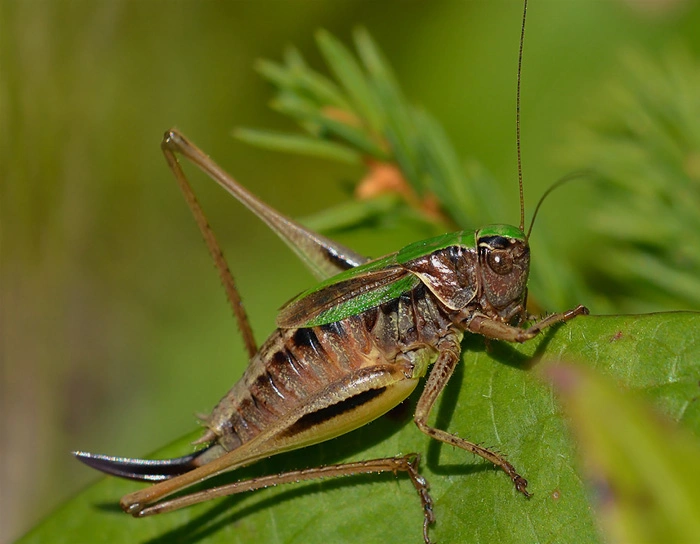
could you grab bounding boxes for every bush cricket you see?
[74,1,588,542]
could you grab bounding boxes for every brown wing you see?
[276,265,416,329]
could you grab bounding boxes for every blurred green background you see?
[3,0,700,542]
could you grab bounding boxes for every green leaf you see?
[315,29,384,133]
[22,312,700,543]
[234,128,362,164]
[413,110,479,227]
[270,94,388,159]
[353,28,422,193]
[299,193,402,232]
[547,363,700,544]
[256,56,352,111]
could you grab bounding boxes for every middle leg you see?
[413,330,530,496]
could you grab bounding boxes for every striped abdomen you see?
[204,283,454,452]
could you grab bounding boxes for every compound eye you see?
[487,250,514,275]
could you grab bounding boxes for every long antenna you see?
[516,0,528,232]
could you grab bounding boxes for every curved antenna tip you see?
[526,170,593,239]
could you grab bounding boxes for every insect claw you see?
[72,445,215,482]
[515,476,531,498]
